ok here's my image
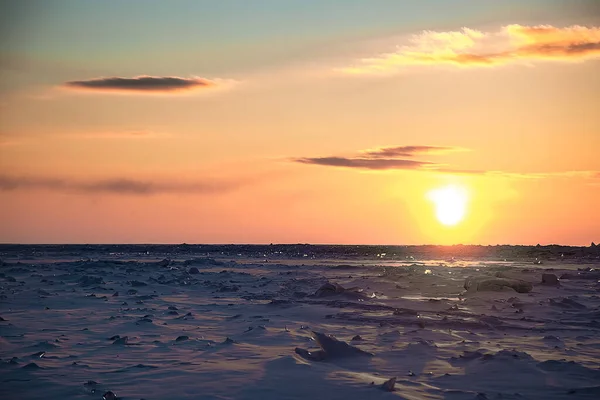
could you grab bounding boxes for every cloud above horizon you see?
[0,175,240,195]
[362,145,466,158]
[293,146,600,181]
[343,24,600,74]
[293,145,457,171]
[63,75,218,94]
[295,156,433,170]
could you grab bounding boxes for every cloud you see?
[362,145,465,158]
[0,175,240,195]
[292,146,600,181]
[295,157,434,170]
[495,170,600,180]
[63,75,218,94]
[343,24,600,74]
[292,144,457,171]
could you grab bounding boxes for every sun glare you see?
[427,185,468,226]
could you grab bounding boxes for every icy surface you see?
[1,244,600,399]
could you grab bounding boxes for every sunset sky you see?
[1,0,599,245]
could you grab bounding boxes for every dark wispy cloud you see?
[293,144,454,171]
[292,146,600,182]
[363,145,463,158]
[63,75,217,93]
[0,175,239,195]
[295,157,433,170]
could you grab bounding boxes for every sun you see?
[427,185,468,226]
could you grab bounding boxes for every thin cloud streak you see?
[292,146,600,180]
[0,175,240,195]
[294,145,457,171]
[295,157,434,170]
[343,24,600,74]
[363,145,465,158]
[491,170,600,180]
[63,75,218,93]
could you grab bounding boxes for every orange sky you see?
[1,1,599,245]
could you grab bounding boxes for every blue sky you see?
[2,0,597,80]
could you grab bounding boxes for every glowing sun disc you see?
[427,185,468,226]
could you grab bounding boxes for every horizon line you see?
[0,242,597,248]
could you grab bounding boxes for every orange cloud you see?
[343,24,600,74]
